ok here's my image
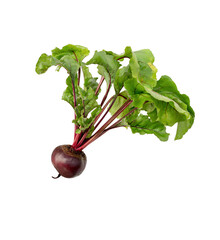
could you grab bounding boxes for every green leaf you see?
[97,65,111,85]
[144,75,195,138]
[175,94,195,140]
[122,74,194,139]
[52,44,90,63]
[153,100,186,126]
[86,50,121,84]
[36,51,80,110]
[72,83,101,134]
[127,114,169,141]
[114,46,133,60]
[125,108,140,124]
[35,53,59,74]
[124,78,145,95]
[141,102,158,122]
[175,116,194,140]
[86,51,121,74]
[82,65,98,92]
[102,50,119,58]
[36,53,79,80]
[124,78,152,108]
[142,102,155,113]
[114,66,131,94]
[74,104,102,136]
[76,105,102,132]
[62,76,75,108]
[103,46,133,61]
[134,49,155,63]
[143,76,191,121]
[74,86,98,116]
[59,55,80,80]
[147,108,158,122]
[138,61,157,89]
[83,88,99,116]
[129,53,139,79]
[129,48,157,89]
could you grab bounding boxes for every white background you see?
[1,0,219,239]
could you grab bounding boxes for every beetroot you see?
[51,145,87,178]
[36,44,195,180]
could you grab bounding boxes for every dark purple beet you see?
[51,145,87,178]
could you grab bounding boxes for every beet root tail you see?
[52,173,61,179]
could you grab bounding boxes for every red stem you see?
[94,95,117,130]
[94,107,138,140]
[95,76,105,95]
[94,125,125,139]
[74,119,77,138]
[76,99,133,151]
[94,95,115,125]
[117,56,129,61]
[72,132,82,147]
[94,94,129,130]
[100,74,111,107]
[73,51,79,62]
[106,107,138,130]
[77,67,81,85]
[71,79,77,108]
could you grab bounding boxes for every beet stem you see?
[94,94,117,130]
[95,76,105,95]
[100,74,111,107]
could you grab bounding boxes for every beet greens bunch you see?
[36,44,195,179]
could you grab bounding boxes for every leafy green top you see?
[35,44,195,150]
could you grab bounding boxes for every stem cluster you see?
[71,77,134,151]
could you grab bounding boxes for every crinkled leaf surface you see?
[75,86,100,117]
[62,76,75,108]
[52,44,90,64]
[69,83,101,131]
[127,114,169,141]
[126,47,158,89]
[36,53,79,80]
[152,76,194,132]
[74,105,102,131]
[114,46,133,60]
[35,54,59,74]
[59,55,80,80]
[62,75,101,131]
[114,66,131,94]
[82,65,98,92]
[86,50,121,86]
[175,94,195,140]
[97,65,111,85]
[124,78,152,108]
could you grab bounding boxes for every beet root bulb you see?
[51,145,87,178]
